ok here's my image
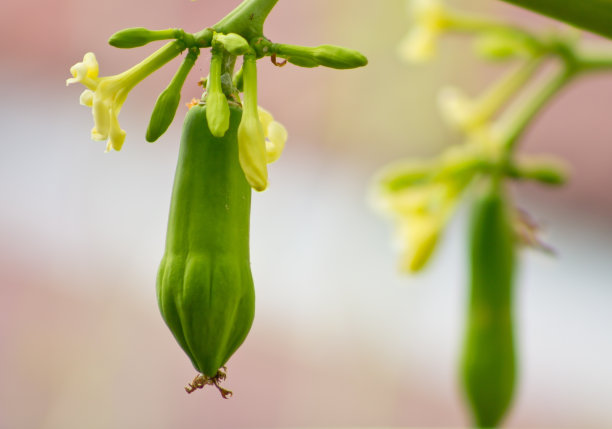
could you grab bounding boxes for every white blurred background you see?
[1,0,611,428]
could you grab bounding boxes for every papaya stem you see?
[213,0,279,42]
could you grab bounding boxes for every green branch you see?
[501,68,574,152]
[213,0,279,42]
[499,0,612,40]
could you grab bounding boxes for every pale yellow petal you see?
[91,96,111,141]
[108,109,126,151]
[91,128,106,141]
[399,215,440,272]
[66,62,88,86]
[238,115,268,191]
[411,0,445,27]
[397,26,438,63]
[257,106,274,136]
[83,52,99,79]
[265,120,288,163]
[438,86,473,130]
[79,89,94,107]
[66,53,99,87]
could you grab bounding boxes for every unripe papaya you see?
[157,102,255,378]
[461,180,516,428]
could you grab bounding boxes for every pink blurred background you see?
[1,0,611,428]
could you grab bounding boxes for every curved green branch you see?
[499,0,612,40]
[213,0,278,42]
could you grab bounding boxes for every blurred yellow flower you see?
[378,182,456,272]
[397,0,448,62]
[373,143,487,272]
[438,86,479,132]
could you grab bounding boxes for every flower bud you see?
[146,88,181,142]
[238,55,268,191]
[238,114,268,191]
[474,33,532,61]
[205,50,230,137]
[509,156,569,185]
[399,215,441,272]
[312,45,368,69]
[206,91,230,137]
[109,27,179,49]
[146,48,198,142]
[274,43,367,69]
[215,33,251,55]
[287,56,319,68]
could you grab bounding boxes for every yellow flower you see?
[374,179,455,272]
[373,145,484,273]
[398,212,442,272]
[258,107,288,163]
[397,0,448,63]
[438,86,478,132]
[67,42,184,152]
[66,52,98,87]
[66,52,127,152]
[238,112,268,192]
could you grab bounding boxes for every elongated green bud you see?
[146,48,199,142]
[205,49,230,137]
[274,43,368,69]
[215,33,251,55]
[375,159,437,192]
[508,156,569,185]
[206,92,230,137]
[238,55,268,191]
[474,33,533,61]
[109,27,180,49]
[287,56,319,68]
[233,67,244,92]
[312,45,368,69]
[462,179,516,428]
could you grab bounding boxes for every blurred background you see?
[1,0,611,428]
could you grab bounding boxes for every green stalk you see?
[447,13,542,52]
[213,0,279,42]
[501,67,574,152]
[242,54,259,117]
[499,0,612,40]
[575,51,612,72]
[119,40,186,92]
[467,57,542,129]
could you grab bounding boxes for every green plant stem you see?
[213,0,279,41]
[502,67,574,152]
[575,51,612,72]
[498,0,612,40]
[471,57,542,127]
[121,40,187,92]
[494,35,612,154]
[242,54,259,116]
[208,48,224,95]
[445,12,543,51]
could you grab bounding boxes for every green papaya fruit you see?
[157,101,255,378]
[461,180,517,428]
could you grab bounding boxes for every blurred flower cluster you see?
[375,0,573,272]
